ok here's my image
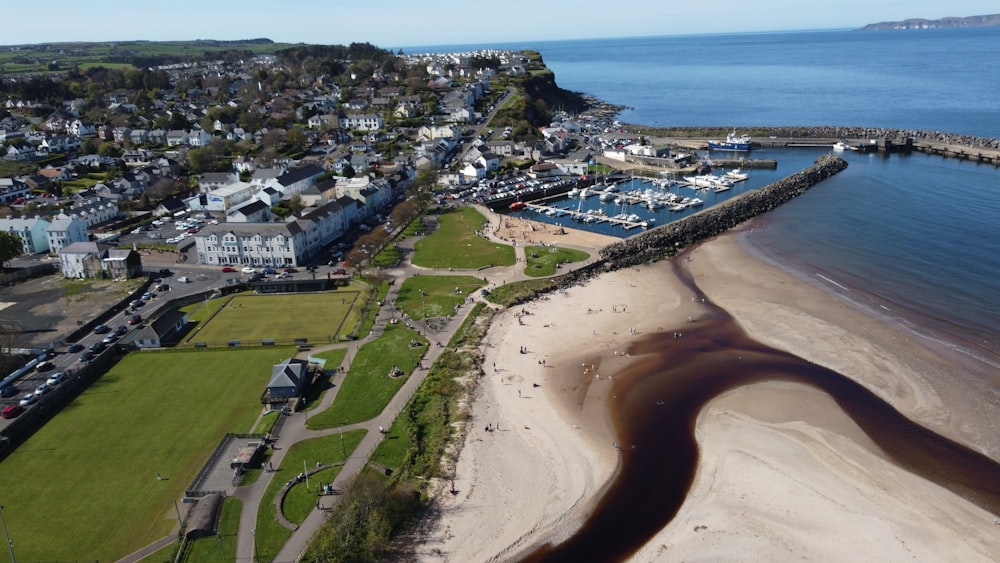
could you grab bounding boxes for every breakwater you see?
[599,153,848,268]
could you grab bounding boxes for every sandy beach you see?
[418,225,1000,561]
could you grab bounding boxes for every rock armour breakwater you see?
[599,154,848,269]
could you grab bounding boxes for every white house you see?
[338,114,384,131]
[186,182,255,212]
[46,218,89,255]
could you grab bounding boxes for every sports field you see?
[0,347,292,561]
[182,287,368,346]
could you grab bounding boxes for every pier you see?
[522,202,650,230]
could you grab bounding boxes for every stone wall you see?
[599,153,848,269]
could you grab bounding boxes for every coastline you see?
[418,221,1000,561]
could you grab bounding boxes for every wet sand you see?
[418,225,1000,562]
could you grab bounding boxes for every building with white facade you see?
[194,199,349,268]
[185,182,255,212]
[46,217,89,255]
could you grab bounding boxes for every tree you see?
[0,231,22,270]
[285,127,307,151]
[342,163,356,178]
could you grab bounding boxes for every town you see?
[0,40,646,562]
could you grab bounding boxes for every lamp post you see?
[340,427,347,459]
[0,505,17,563]
[251,528,257,563]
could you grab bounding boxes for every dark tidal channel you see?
[522,257,1000,563]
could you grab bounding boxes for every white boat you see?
[713,184,732,193]
[578,188,592,198]
[832,141,854,152]
[687,197,704,207]
[567,187,580,198]
[724,169,749,182]
[600,191,616,202]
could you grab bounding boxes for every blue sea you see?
[414,28,1000,361]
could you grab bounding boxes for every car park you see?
[93,324,111,334]
[1,405,25,419]
[0,385,18,398]
[46,372,65,386]
[127,314,142,325]
[67,343,85,353]
[19,393,37,406]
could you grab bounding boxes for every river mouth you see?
[521,256,1000,563]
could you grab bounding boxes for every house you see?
[154,197,187,218]
[528,162,561,178]
[226,199,273,223]
[102,248,143,280]
[1,217,51,254]
[59,199,121,228]
[46,218,88,255]
[262,358,310,404]
[338,113,384,131]
[461,162,486,183]
[0,177,30,203]
[58,241,105,278]
[202,173,244,196]
[130,310,189,348]
[267,164,324,198]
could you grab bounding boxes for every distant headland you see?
[861,13,1000,30]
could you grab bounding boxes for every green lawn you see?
[253,431,365,562]
[412,208,515,269]
[0,347,292,561]
[523,245,590,277]
[307,324,427,430]
[395,275,485,320]
[183,496,242,562]
[182,288,368,346]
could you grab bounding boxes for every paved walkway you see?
[123,206,605,563]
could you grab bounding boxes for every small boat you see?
[599,191,616,202]
[509,201,526,210]
[832,141,854,152]
[725,169,749,182]
[567,187,580,198]
[708,131,752,151]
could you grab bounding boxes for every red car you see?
[283,267,298,273]
[222,266,237,272]
[2,405,25,419]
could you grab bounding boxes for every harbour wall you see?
[598,153,848,269]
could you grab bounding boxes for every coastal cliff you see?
[861,14,1000,30]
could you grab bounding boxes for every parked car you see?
[156,284,170,292]
[331,268,347,275]
[93,324,111,334]
[142,292,155,301]
[19,393,37,406]
[89,341,106,353]
[158,268,172,276]
[0,385,18,398]
[35,383,50,395]
[177,276,191,283]
[102,333,119,344]
[67,343,85,353]
[221,266,237,273]
[127,314,143,325]
[241,266,257,274]
[80,351,95,363]
[130,299,144,309]
[261,267,277,275]
[115,325,128,336]
[1,405,25,419]
[46,372,65,386]
[283,267,298,273]
[35,360,55,372]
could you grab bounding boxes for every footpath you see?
[123,206,599,563]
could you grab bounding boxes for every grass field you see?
[412,208,515,269]
[523,245,590,277]
[183,496,242,562]
[307,324,427,430]
[182,288,369,346]
[395,275,486,320]
[0,347,292,561]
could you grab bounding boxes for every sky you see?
[3,0,997,50]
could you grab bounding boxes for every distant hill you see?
[861,14,1000,30]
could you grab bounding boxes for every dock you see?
[522,203,650,230]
